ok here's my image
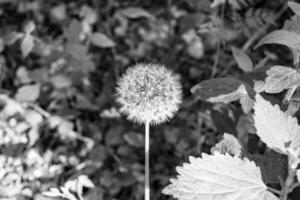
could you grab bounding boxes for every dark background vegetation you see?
[0,0,298,199]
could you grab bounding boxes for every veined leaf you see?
[261,66,300,93]
[163,152,279,200]
[255,30,300,54]
[253,94,300,154]
[283,15,300,64]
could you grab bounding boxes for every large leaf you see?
[191,77,255,112]
[253,94,300,154]
[191,77,251,101]
[261,66,300,93]
[163,152,279,200]
[255,30,300,55]
[283,15,300,64]
[231,46,254,72]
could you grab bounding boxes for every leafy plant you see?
[163,1,300,200]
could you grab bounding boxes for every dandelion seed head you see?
[115,63,182,125]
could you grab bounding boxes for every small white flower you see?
[115,63,182,125]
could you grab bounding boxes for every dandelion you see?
[115,63,182,200]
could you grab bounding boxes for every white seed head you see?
[115,63,182,125]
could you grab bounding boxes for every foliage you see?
[1,0,300,200]
[163,1,300,200]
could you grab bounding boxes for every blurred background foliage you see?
[0,0,295,199]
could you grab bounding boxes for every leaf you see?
[261,66,300,93]
[211,109,237,135]
[123,132,144,148]
[163,152,279,200]
[236,114,256,148]
[21,34,34,57]
[42,188,62,197]
[191,78,255,111]
[23,21,35,34]
[16,66,32,84]
[105,126,124,146]
[50,74,72,89]
[4,31,23,45]
[288,2,300,16]
[297,169,300,183]
[240,95,255,113]
[249,150,288,184]
[254,30,300,56]
[191,77,248,101]
[91,32,116,48]
[178,13,207,33]
[231,47,254,72]
[15,84,40,102]
[211,133,242,157]
[119,7,154,19]
[182,29,204,59]
[283,15,300,35]
[253,94,300,154]
[64,20,82,42]
[282,15,300,64]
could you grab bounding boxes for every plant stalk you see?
[281,164,296,200]
[145,120,150,200]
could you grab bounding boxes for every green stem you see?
[280,165,296,200]
[145,120,150,200]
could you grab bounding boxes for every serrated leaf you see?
[91,32,115,48]
[163,152,279,200]
[231,47,254,72]
[119,7,154,19]
[262,66,300,93]
[253,94,300,154]
[21,34,34,57]
[211,133,242,156]
[255,30,300,56]
[15,84,40,102]
[288,2,300,16]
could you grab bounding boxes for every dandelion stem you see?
[145,120,150,200]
